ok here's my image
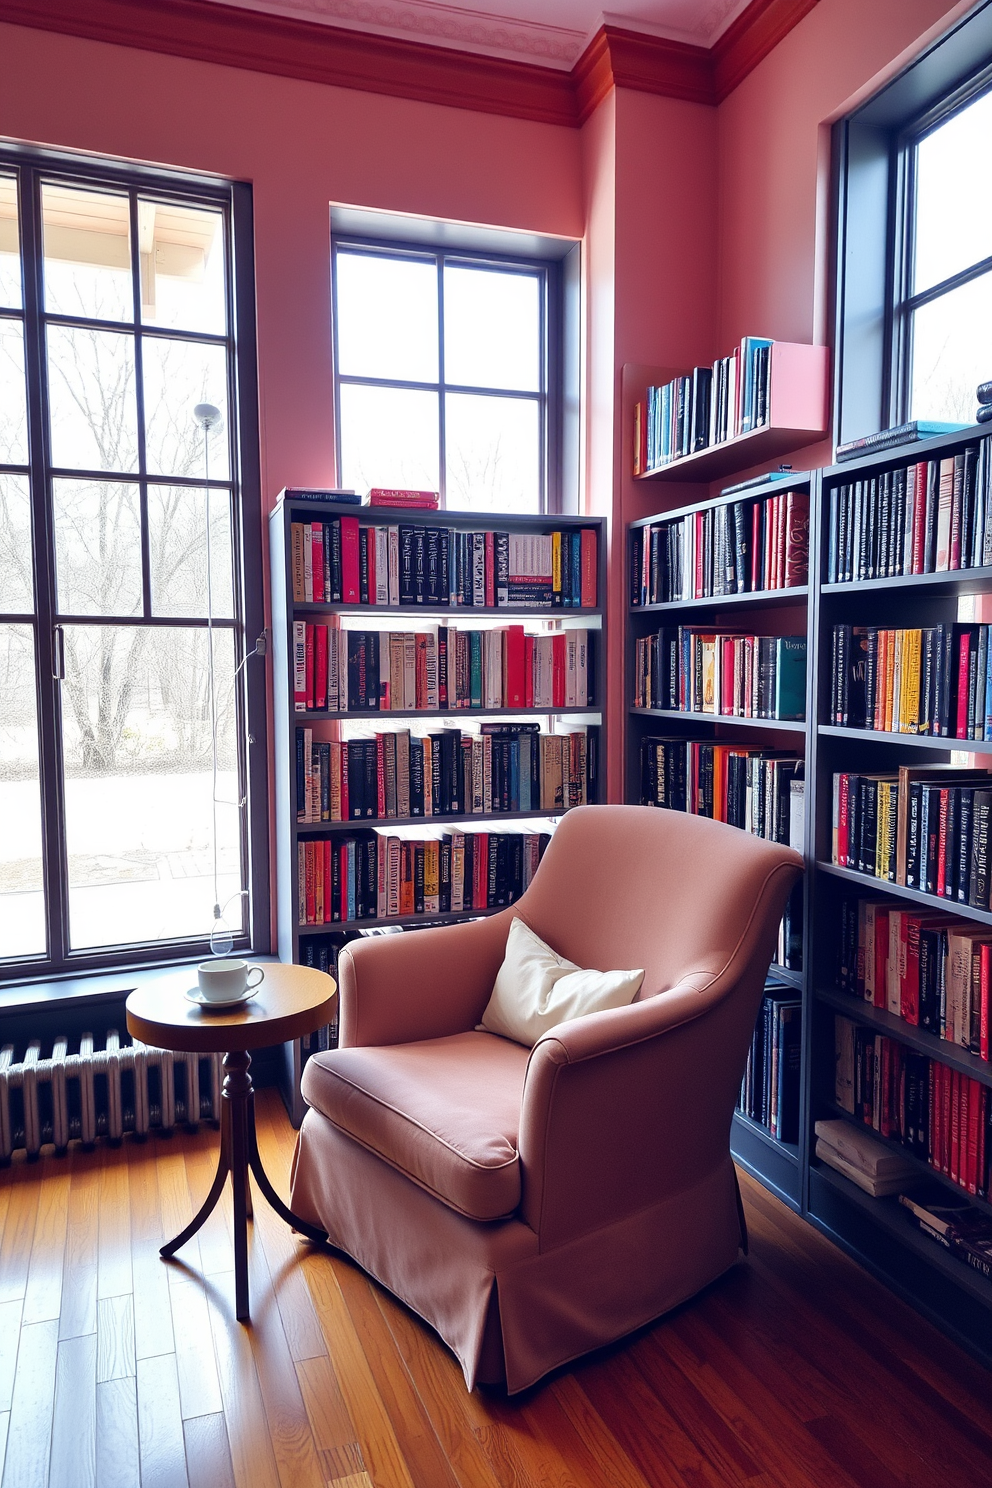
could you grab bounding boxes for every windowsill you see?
[0,953,281,1018]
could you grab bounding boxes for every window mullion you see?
[19,162,70,967]
[129,192,153,621]
[437,252,446,510]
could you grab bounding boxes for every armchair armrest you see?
[338,910,513,1047]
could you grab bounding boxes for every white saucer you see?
[184,986,259,1011]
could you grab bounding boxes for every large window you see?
[332,240,558,513]
[895,81,992,424]
[0,152,266,976]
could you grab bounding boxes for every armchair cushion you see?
[479,915,644,1047]
[301,1030,529,1221]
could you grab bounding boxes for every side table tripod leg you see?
[227,1058,252,1322]
[160,1098,231,1259]
[246,1097,327,1244]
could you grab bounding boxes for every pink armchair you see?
[290,805,803,1393]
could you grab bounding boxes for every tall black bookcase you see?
[626,422,992,1367]
[271,496,607,1123]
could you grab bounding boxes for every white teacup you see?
[197,958,264,1003]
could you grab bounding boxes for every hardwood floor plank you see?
[0,1317,58,1488]
[60,1144,101,1342]
[171,1277,223,1420]
[137,1352,190,1488]
[296,1354,359,1455]
[0,1159,41,1305]
[158,1140,202,1278]
[97,1293,136,1383]
[129,1133,176,1362]
[205,1270,283,1488]
[184,1411,237,1488]
[333,1261,463,1488]
[299,1249,418,1488]
[0,1413,7,1486]
[22,1160,70,1325]
[0,1302,21,1415]
[97,1148,132,1302]
[546,1376,661,1488]
[96,1377,141,1488]
[182,1126,235,1278]
[50,1331,97,1488]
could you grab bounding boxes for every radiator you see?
[0,1031,223,1161]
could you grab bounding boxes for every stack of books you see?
[290,518,598,609]
[976,383,992,427]
[899,1185,992,1282]
[630,488,808,603]
[296,723,596,822]
[826,436,992,581]
[633,627,806,721]
[739,988,802,1141]
[293,623,595,713]
[814,1118,918,1196]
[836,894,991,1054]
[634,336,774,471]
[297,827,550,924]
[834,1015,990,1197]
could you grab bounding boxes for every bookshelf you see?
[626,420,992,1367]
[271,496,606,1123]
[626,472,814,1211]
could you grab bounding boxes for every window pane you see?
[0,319,29,464]
[914,90,992,295]
[0,624,46,959]
[42,182,133,322]
[0,174,21,309]
[61,624,244,950]
[139,199,226,335]
[444,265,540,391]
[53,479,142,617]
[0,475,33,613]
[143,337,230,480]
[445,393,540,513]
[909,272,992,423]
[149,485,234,618]
[336,252,438,383]
[47,325,139,473]
[339,383,439,496]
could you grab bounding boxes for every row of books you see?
[834,1015,990,1198]
[639,738,804,844]
[831,767,992,907]
[737,989,802,1143]
[630,489,809,604]
[290,518,598,609]
[632,627,806,721]
[633,336,773,472]
[831,622,992,741]
[825,438,992,583]
[292,622,596,713]
[836,895,991,1055]
[295,724,597,822]
[297,828,550,925]
[899,1183,992,1285]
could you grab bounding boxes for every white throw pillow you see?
[479,916,644,1047]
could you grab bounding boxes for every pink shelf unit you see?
[636,342,830,483]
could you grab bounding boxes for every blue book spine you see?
[347,841,357,922]
[984,625,992,741]
[295,728,305,819]
[571,530,581,607]
[509,738,520,812]
[520,736,531,812]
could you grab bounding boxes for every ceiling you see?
[204,0,753,69]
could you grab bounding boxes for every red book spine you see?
[950,1068,961,1184]
[776,494,787,589]
[966,1076,980,1194]
[340,742,349,822]
[937,789,949,896]
[323,839,332,923]
[339,842,349,922]
[552,633,566,707]
[484,532,495,608]
[305,841,315,925]
[504,625,526,708]
[901,915,921,1025]
[879,1039,892,1138]
[874,909,889,1010]
[524,635,534,707]
[956,632,971,738]
[910,463,927,574]
[311,523,324,604]
[314,625,328,711]
[305,624,315,709]
[415,635,428,709]
[366,524,377,603]
[340,516,361,603]
[580,528,597,608]
[981,942,991,1061]
[836,772,849,866]
[475,834,488,910]
[784,491,810,587]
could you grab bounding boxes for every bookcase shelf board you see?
[630,586,808,615]
[294,602,605,619]
[301,706,600,722]
[731,1114,802,1211]
[823,1101,992,1220]
[815,985,992,1087]
[637,425,827,483]
[628,476,813,529]
[819,725,992,755]
[769,963,804,990]
[294,810,567,837]
[630,708,807,733]
[821,419,988,480]
[294,907,503,934]
[817,861,992,927]
[823,566,992,599]
[733,1108,801,1163]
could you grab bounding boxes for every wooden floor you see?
[1,1093,991,1488]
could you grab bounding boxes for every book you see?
[278,487,360,503]
[367,488,440,508]
[836,421,970,462]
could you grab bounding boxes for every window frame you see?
[832,0,992,447]
[0,143,269,984]
[330,235,563,514]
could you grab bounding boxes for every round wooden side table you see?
[126,962,335,1322]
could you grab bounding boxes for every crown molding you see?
[0,0,821,127]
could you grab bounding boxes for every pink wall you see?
[0,20,583,505]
